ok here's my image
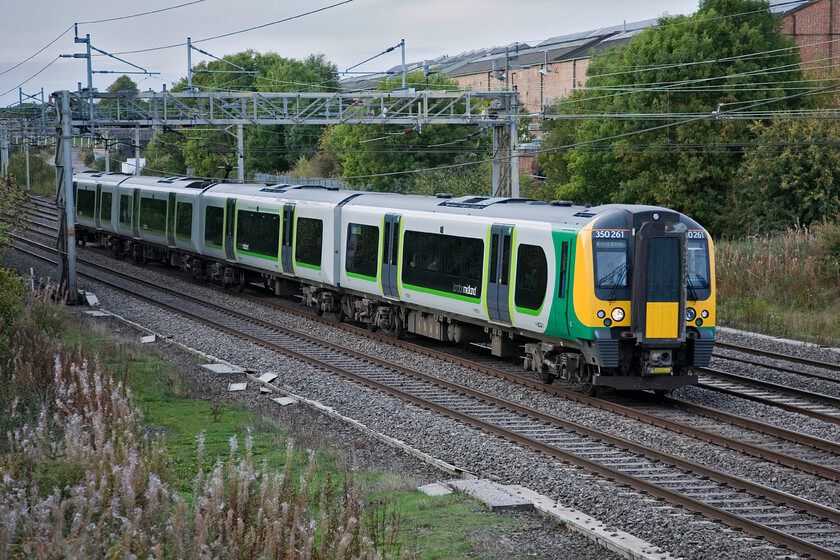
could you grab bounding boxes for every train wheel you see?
[237,271,246,293]
[579,365,599,397]
[539,369,556,385]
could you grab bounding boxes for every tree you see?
[143,51,339,178]
[321,71,491,192]
[540,0,807,234]
[733,118,840,231]
[107,75,139,94]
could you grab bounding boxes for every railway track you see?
[10,235,840,559]
[697,367,840,425]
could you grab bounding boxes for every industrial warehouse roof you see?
[340,0,814,92]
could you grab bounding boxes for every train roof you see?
[202,182,377,205]
[346,193,676,229]
[74,171,212,190]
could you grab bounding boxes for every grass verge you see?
[60,313,527,559]
[716,224,840,345]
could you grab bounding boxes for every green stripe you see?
[515,302,544,317]
[239,249,279,261]
[347,270,377,282]
[295,261,321,271]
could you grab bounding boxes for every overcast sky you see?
[0,0,701,104]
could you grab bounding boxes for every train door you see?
[94,184,102,229]
[632,222,686,342]
[281,204,295,273]
[381,213,401,298]
[487,224,513,324]
[554,237,571,337]
[166,192,177,247]
[131,188,141,238]
[224,197,237,261]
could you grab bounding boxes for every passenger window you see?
[100,191,113,223]
[119,194,132,227]
[140,197,167,234]
[515,244,548,311]
[76,189,96,218]
[402,230,483,298]
[176,202,193,241]
[204,206,224,247]
[295,217,323,267]
[237,210,280,258]
[347,223,379,279]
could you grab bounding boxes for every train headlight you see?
[685,307,696,321]
[701,310,709,319]
[597,310,606,319]
[611,308,625,322]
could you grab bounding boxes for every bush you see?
[7,150,55,196]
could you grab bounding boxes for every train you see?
[71,171,715,393]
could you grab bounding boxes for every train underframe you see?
[78,229,709,393]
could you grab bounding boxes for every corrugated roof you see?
[340,2,813,91]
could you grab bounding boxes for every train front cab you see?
[574,209,715,391]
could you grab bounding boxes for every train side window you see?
[140,197,167,234]
[464,238,483,282]
[402,230,482,298]
[347,223,379,279]
[382,221,391,263]
[119,194,132,227]
[500,234,511,285]
[76,189,96,218]
[489,233,499,283]
[237,210,279,258]
[100,191,113,224]
[515,244,547,311]
[443,237,463,277]
[558,241,569,299]
[204,206,224,248]
[295,217,323,267]
[175,202,193,241]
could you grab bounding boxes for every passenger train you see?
[71,171,715,392]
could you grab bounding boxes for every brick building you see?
[781,0,840,73]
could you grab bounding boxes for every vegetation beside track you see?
[716,225,840,345]
[0,278,527,559]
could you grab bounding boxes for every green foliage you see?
[106,74,139,94]
[716,225,840,343]
[732,117,840,231]
[0,268,26,367]
[143,51,340,178]
[392,158,493,197]
[540,0,807,235]
[6,150,55,195]
[321,71,491,192]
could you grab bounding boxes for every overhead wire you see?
[108,0,355,56]
[339,80,840,181]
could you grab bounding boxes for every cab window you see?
[686,236,712,300]
[593,238,630,300]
